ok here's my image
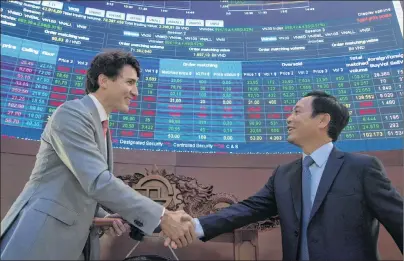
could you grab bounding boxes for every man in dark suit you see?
[165,90,403,260]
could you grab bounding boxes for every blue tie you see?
[300,156,315,261]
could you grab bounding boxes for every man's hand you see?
[160,210,196,248]
[162,236,181,250]
[102,213,130,237]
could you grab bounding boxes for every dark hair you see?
[85,50,141,94]
[304,90,350,142]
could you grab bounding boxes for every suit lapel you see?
[289,159,303,221]
[81,95,108,162]
[309,147,345,220]
[106,129,113,172]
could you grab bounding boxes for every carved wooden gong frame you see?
[114,166,280,231]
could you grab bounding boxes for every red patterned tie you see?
[102,120,109,137]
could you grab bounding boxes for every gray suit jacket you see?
[0,95,164,260]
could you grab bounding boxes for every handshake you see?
[159,209,197,249]
[99,210,197,249]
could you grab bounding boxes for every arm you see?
[197,167,279,241]
[48,105,164,235]
[363,156,403,253]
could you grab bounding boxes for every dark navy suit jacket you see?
[199,147,403,260]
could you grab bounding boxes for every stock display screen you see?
[1,0,403,154]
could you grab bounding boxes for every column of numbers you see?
[1,55,21,127]
[385,67,404,137]
[27,62,53,128]
[279,74,298,139]
[312,71,333,95]
[351,72,384,139]
[372,68,401,138]
[10,60,36,128]
[155,77,192,141]
[211,79,245,143]
[264,76,284,141]
[19,60,47,129]
[44,62,70,126]
[19,59,54,129]
[68,65,87,100]
[296,71,313,97]
[139,71,158,139]
[331,71,359,140]
[244,77,265,142]
[194,79,212,142]
[394,68,403,103]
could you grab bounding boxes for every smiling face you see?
[98,64,139,113]
[286,96,331,152]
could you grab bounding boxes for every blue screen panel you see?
[1,0,403,154]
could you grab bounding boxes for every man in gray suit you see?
[0,50,196,260]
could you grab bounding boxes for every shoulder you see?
[278,158,301,171]
[335,150,386,179]
[48,99,93,130]
[271,158,301,178]
[342,151,380,166]
[56,98,87,114]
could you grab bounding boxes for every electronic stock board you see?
[1,0,403,154]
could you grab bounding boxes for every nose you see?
[130,87,139,98]
[286,114,292,125]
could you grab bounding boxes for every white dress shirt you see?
[88,94,108,122]
[88,94,108,148]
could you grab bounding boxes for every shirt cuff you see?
[158,207,165,225]
[193,218,205,238]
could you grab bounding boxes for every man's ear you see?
[319,113,331,129]
[97,74,109,90]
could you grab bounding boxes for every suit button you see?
[134,220,143,227]
[311,239,318,243]
[294,230,299,237]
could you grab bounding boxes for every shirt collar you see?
[303,142,334,167]
[88,94,108,122]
